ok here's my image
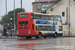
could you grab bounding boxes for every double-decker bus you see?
[17,12,62,38]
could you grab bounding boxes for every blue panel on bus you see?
[35,20,51,24]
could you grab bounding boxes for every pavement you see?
[0,37,75,50]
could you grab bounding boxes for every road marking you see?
[35,45,74,50]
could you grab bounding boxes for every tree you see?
[0,8,25,24]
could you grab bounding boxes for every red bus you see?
[17,12,62,38]
[17,12,38,38]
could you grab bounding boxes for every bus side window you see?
[46,16,49,20]
[31,14,34,19]
[34,15,37,19]
[54,16,57,20]
[50,17,53,20]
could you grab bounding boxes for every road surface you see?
[0,37,75,50]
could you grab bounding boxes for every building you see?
[46,0,75,36]
[32,0,61,13]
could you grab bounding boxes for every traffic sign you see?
[68,22,71,25]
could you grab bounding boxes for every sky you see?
[0,0,35,18]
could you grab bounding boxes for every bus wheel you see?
[44,37,47,38]
[26,37,31,39]
[39,32,42,38]
[54,32,57,38]
[36,37,39,38]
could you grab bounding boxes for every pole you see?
[69,0,70,36]
[14,0,16,38]
[10,18,12,38]
[5,0,7,28]
[48,0,50,8]
[20,0,22,12]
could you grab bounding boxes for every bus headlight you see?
[29,30,30,34]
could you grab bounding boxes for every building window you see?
[46,4,49,9]
[42,4,45,10]
[38,3,41,9]
[51,4,54,6]
[62,12,65,16]
[50,8,53,11]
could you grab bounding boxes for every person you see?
[6,31,9,37]
[3,28,7,37]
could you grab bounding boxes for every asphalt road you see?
[0,37,75,50]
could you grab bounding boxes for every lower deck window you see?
[59,26,62,31]
[37,26,53,31]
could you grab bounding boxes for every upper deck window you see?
[31,14,34,19]
[19,14,28,18]
[31,14,60,21]
[37,26,53,31]
[57,17,61,21]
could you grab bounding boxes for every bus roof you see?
[34,12,61,17]
[34,12,55,16]
[18,12,33,14]
[17,12,61,17]
[56,15,61,18]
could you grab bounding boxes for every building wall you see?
[46,0,75,36]
[35,0,57,2]
[32,0,61,13]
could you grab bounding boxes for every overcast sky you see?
[0,0,35,18]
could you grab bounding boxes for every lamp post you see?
[68,0,70,36]
[21,0,22,12]
[14,0,16,38]
[5,0,7,29]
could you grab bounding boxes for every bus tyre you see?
[36,37,39,38]
[26,37,31,39]
[44,37,47,38]
[54,32,57,38]
[39,32,42,38]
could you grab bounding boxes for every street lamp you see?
[21,0,22,12]
[14,0,16,38]
[68,0,70,36]
[5,0,7,29]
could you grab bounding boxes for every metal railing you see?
[63,31,75,37]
